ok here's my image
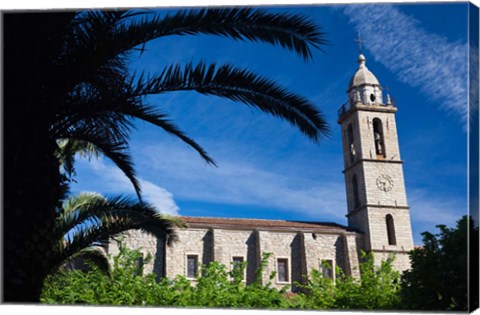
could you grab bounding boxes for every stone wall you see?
[106,230,161,276]
[165,228,212,280]
[211,228,256,283]
[373,250,412,272]
[367,207,414,251]
[106,227,362,291]
[257,230,299,289]
[304,232,340,276]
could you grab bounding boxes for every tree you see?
[400,215,479,311]
[293,252,401,310]
[51,192,184,277]
[4,8,329,302]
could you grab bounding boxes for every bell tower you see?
[337,53,414,271]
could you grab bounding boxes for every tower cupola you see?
[347,54,384,106]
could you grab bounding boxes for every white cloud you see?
[140,181,180,216]
[74,158,180,215]
[342,4,468,121]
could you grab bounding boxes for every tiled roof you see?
[178,216,354,233]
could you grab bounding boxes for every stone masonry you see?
[106,217,364,291]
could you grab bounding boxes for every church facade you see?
[106,53,414,289]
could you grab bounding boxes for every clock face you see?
[376,174,394,192]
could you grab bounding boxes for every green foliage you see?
[42,242,402,310]
[360,253,400,308]
[42,243,290,308]
[290,268,336,309]
[42,240,157,305]
[292,252,401,310]
[401,215,478,311]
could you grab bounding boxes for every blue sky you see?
[70,3,471,245]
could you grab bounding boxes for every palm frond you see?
[63,210,182,260]
[52,193,185,278]
[53,81,135,142]
[63,7,326,89]
[60,130,142,200]
[132,62,331,141]
[56,138,101,177]
[59,77,216,166]
[63,246,112,277]
[154,213,187,230]
[57,194,139,237]
[116,8,327,60]
[54,8,328,175]
[58,194,184,249]
[114,102,217,166]
[60,192,105,216]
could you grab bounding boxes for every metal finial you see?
[354,33,365,54]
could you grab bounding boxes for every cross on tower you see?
[354,33,365,54]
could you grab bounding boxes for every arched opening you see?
[386,214,396,245]
[352,175,360,208]
[373,118,386,158]
[347,124,355,163]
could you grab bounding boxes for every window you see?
[277,258,289,282]
[352,174,360,208]
[133,255,144,275]
[347,124,355,163]
[187,255,198,278]
[386,214,397,245]
[232,256,245,280]
[373,118,386,158]
[321,259,334,279]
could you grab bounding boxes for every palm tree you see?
[51,193,184,278]
[4,8,329,302]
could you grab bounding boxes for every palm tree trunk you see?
[4,135,61,302]
[3,12,74,302]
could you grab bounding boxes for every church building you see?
[106,53,415,289]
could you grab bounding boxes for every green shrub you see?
[42,243,400,310]
[41,243,291,308]
[291,265,336,309]
[293,252,401,310]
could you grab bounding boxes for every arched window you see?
[386,214,396,245]
[352,175,360,208]
[373,118,385,158]
[347,124,355,163]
